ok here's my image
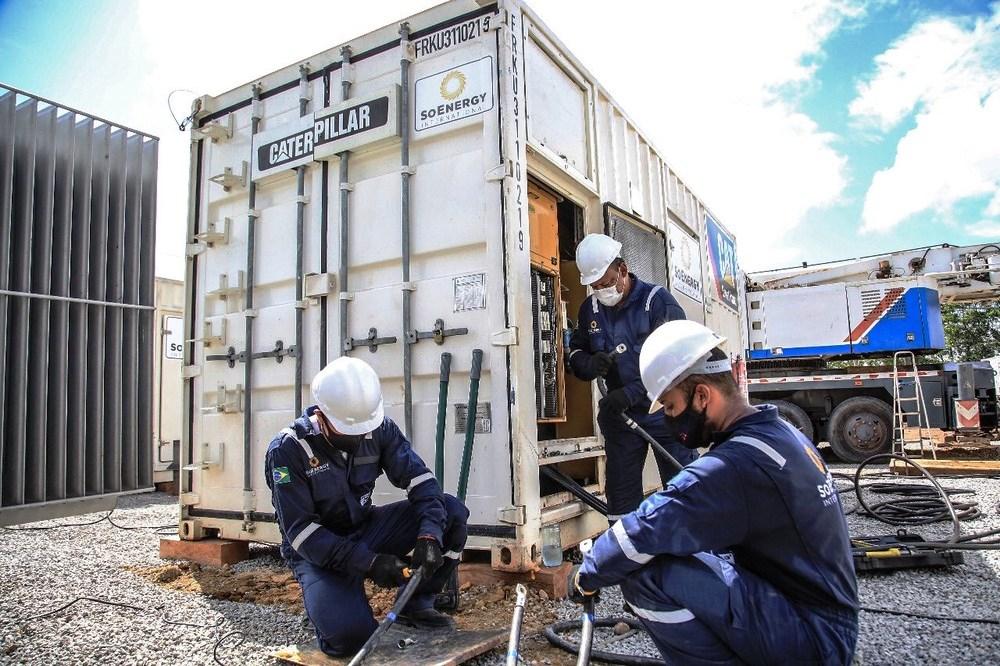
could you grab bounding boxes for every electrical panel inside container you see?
[531,267,562,420]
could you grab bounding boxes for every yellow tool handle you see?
[865,548,902,558]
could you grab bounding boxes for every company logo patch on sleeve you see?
[273,467,292,485]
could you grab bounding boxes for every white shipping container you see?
[181,0,743,571]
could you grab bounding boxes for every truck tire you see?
[770,399,815,442]
[828,397,892,463]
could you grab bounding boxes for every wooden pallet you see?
[272,626,507,666]
[890,458,1000,477]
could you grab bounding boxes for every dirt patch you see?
[132,563,558,634]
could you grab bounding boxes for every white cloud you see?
[851,7,1000,234]
[968,221,1000,238]
[528,0,859,269]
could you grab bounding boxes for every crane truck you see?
[743,243,1000,462]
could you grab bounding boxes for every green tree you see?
[940,302,1000,361]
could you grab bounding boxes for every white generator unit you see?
[180,0,743,571]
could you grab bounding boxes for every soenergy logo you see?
[415,56,494,132]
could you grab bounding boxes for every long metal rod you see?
[338,47,352,355]
[577,597,596,666]
[0,288,155,309]
[295,65,309,414]
[505,584,528,666]
[400,22,414,437]
[434,352,452,482]
[243,85,262,529]
[457,349,484,502]
[347,568,424,666]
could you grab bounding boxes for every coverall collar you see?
[709,404,779,448]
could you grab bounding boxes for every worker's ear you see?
[693,383,711,411]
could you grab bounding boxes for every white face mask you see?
[593,273,624,306]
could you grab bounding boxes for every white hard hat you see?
[639,321,729,414]
[576,234,623,285]
[311,357,385,435]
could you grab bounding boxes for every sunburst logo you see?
[802,442,826,474]
[440,70,467,101]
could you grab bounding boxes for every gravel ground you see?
[3,463,1000,665]
[0,493,312,665]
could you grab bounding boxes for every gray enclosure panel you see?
[0,84,158,524]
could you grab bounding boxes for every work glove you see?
[368,554,410,588]
[412,536,444,576]
[590,352,615,377]
[567,565,600,605]
[599,388,631,417]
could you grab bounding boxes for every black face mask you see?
[662,389,711,450]
[327,433,364,454]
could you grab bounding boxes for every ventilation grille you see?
[861,288,907,319]
[607,209,667,286]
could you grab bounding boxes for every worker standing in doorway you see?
[570,320,859,664]
[568,233,697,521]
[264,357,469,658]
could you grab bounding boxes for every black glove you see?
[412,536,444,576]
[590,352,614,377]
[368,554,410,588]
[567,565,600,605]
[599,388,631,416]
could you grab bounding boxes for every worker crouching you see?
[265,357,469,657]
[571,320,859,664]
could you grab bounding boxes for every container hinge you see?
[192,114,234,143]
[185,243,206,258]
[491,326,519,347]
[408,318,470,345]
[208,161,248,192]
[198,318,228,347]
[251,96,263,122]
[242,490,257,514]
[193,217,232,246]
[345,327,398,353]
[201,384,244,414]
[182,365,202,379]
[298,64,312,103]
[304,273,336,298]
[497,505,526,526]
[485,160,513,183]
[182,442,225,471]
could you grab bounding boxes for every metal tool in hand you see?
[597,344,683,474]
[505,584,529,666]
[348,567,424,666]
[576,540,596,666]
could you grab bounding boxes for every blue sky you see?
[1,0,998,277]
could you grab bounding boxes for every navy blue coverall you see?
[569,273,697,518]
[579,405,859,664]
[264,407,469,656]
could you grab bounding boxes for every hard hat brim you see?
[580,261,615,286]
[324,401,385,436]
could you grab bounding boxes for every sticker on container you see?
[164,315,184,360]
[415,56,495,132]
[412,14,493,60]
[668,222,703,304]
[454,273,487,312]
[705,214,739,312]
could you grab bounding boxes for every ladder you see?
[891,351,936,459]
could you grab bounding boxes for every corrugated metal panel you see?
[0,84,159,525]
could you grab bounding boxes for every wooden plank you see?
[458,561,572,600]
[890,458,1000,477]
[272,626,506,666]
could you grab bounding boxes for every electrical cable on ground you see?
[860,605,1000,625]
[544,616,661,666]
[23,596,226,629]
[1,498,177,533]
[213,631,247,666]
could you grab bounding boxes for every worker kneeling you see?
[571,321,859,664]
[265,357,469,657]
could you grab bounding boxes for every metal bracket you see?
[208,161,248,191]
[206,346,240,368]
[206,340,297,367]
[485,160,513,182]
[199,318,228,347]
[192,114,234,143]
[182,365,202,379]
[194,217,232,246]
[491,326,519,347]
[345,327,398,353]
[185,243,206,258]
[304,272,336,298]
[201,384,244,414]
[497,505,526,526]
[401,165,416,176]
[408,318,469,345]
[206,272,245,312]
[182,442,225,471]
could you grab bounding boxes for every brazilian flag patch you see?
[273,466,291,485]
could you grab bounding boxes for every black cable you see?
[213,631,246,666]
[23,596,225,629]
[1,498,177,532]
[861,605,1000,625]
[544,616,661,666]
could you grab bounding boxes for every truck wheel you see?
[828,397,892,463]
[770,399,815,442]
